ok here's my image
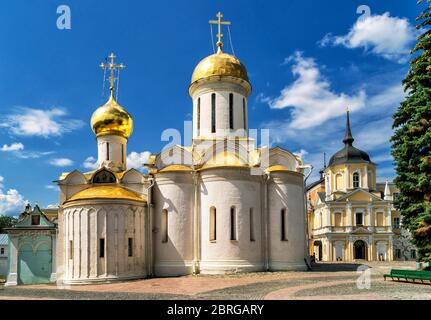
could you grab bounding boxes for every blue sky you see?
[0,0,419,215]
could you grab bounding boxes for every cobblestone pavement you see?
[1,262,430,300]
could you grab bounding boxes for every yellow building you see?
[307,111,416,262]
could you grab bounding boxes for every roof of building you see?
[306,177,324,191]
[158,164,193,173]
[328,111,372,167]
[0,234,8,245]
[66,185,146,203]
[265,165,291,173]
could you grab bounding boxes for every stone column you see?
[388,236,394,261]
[369,236,374,261]
[5,235,18,286]
[50,233,57,282]
[364,166,369,189]
[325,174,331,201]
[346,203,353,232]
[348,238,354,261]
[345,166,349,190]
[387,204,392,230]
[368,204,374,232]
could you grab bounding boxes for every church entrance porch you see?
[354,240,367,260]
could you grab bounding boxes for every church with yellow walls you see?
[307,111,416,262]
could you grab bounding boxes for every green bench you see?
[384,269,431,284]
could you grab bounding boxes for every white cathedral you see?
[51,16,308,285]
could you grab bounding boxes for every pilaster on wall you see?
[5,235,18,286]
[346,204,353,232]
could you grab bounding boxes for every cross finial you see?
[209,11,231,53]
[100,52,126,99]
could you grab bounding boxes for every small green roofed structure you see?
[5,204,57,286]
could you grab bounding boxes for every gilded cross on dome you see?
[209,12,231,52]
[100,52,126,97]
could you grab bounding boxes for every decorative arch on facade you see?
[62,170,87,185]
[155,145,195,169]
[120,168,144,184]
[199,139,250,167]
[92,169,116,184]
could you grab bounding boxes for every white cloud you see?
[15,151,55,159]
[2,107,84,138]
[127,151,151,170]
[320,13,416,62]
[45,185,59,191]
[1,142,24,152]
[49,158,74,167]
[0,176,27,216]
[82,156,98,170]
[46,204,59,209]
[0,142,55,159]
[260,53,406,185]
[268,51,366,129]
[294,149,309,159]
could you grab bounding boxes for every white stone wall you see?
[153,172,194,276]
[199,168,263,274]
[60,202,147,284]
[268,172,307,271]
[192,82,248,139]
[97,135,127,171]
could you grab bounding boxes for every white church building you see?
[8,13,309,286]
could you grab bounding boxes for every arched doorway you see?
[313,240,323,261]
[354,240,367,260]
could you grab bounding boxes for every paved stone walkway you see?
[1,262,430,300]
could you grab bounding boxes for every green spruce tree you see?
[392,0,431,265]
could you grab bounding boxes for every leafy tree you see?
[392,0,431,265]
[0,215,18,233]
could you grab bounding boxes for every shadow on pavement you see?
[311,262,366,272]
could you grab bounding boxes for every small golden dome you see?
[91,94,133,138]
[191,49,249,84]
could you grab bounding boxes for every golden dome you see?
[91,94,133,138]
[191,49,249,84]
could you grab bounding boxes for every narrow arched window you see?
[197,98,201,132]
[128,238,134,256]
[243,98,247,130]
[229,93,234,130]
[353,172,360,188]
[106,142,110,161]
[281,209,288,241]
[161,209,168,243]
[121,144,124,163]
[211,93,216,133]
[210,207,217,241]
[250,208,255,242]
[230,206,237,240]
